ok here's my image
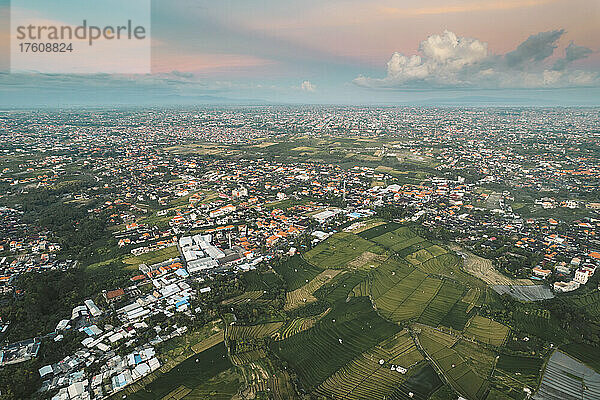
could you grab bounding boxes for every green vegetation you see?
[126,343,239,400]
[122,245,179,268]
[271,297,400,390]
[419,328,489,400]
[303,232,385,269]
[273,255,323,291]
[464,316,510,347]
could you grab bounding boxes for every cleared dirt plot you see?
[533,350,600,400]
[347,251,388,269]
[418,328,489,400]
[273,255,322,291]
[271,298,400,391]
[303,232,384,269]
[221,290,263,305]
[449,244,535,286]
[226,322,284,341]
[464,316,510,347]
[492,284,555,301]
[284,269,342,310]
[314,330,423,399]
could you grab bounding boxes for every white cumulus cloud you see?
[300,80,316,92]
[354,30,597,89]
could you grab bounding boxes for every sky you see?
[0,0,599,106]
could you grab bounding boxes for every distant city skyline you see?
[0,0,599,106]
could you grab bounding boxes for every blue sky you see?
[0,0,599,106]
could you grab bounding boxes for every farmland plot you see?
[418,328,489,400]
[271,298,400,391]
[464,316,510,347]
[304,232,384,269]
[284,269,342,310]
[314,330,423,399]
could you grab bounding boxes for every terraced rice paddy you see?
[314,330,423,399]
[463,316,510,347]
[226,322,284,341]
[493,354,543,393]
[418,328,489,400]
[276,309,331,341]
[304,232,384,269]
[566,290,600,317]
[449,244,534,286]
[370,259,463,325]
[271,298,400,390]
[273,255,322,291]
[221,291,263,305]
[440,301,476,331]
[284,269,342,310]
[125,343,238,400]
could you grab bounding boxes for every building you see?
[554,280,580,293]
[574,269,591,284]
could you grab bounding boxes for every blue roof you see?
[175,268,189,277]
[175,299,189,308]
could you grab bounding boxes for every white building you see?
[554,280,580,293]
[574,269,590,284]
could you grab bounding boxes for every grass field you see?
[271,297,401,391]
[122,245,179,268]
[464,316,510,347]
